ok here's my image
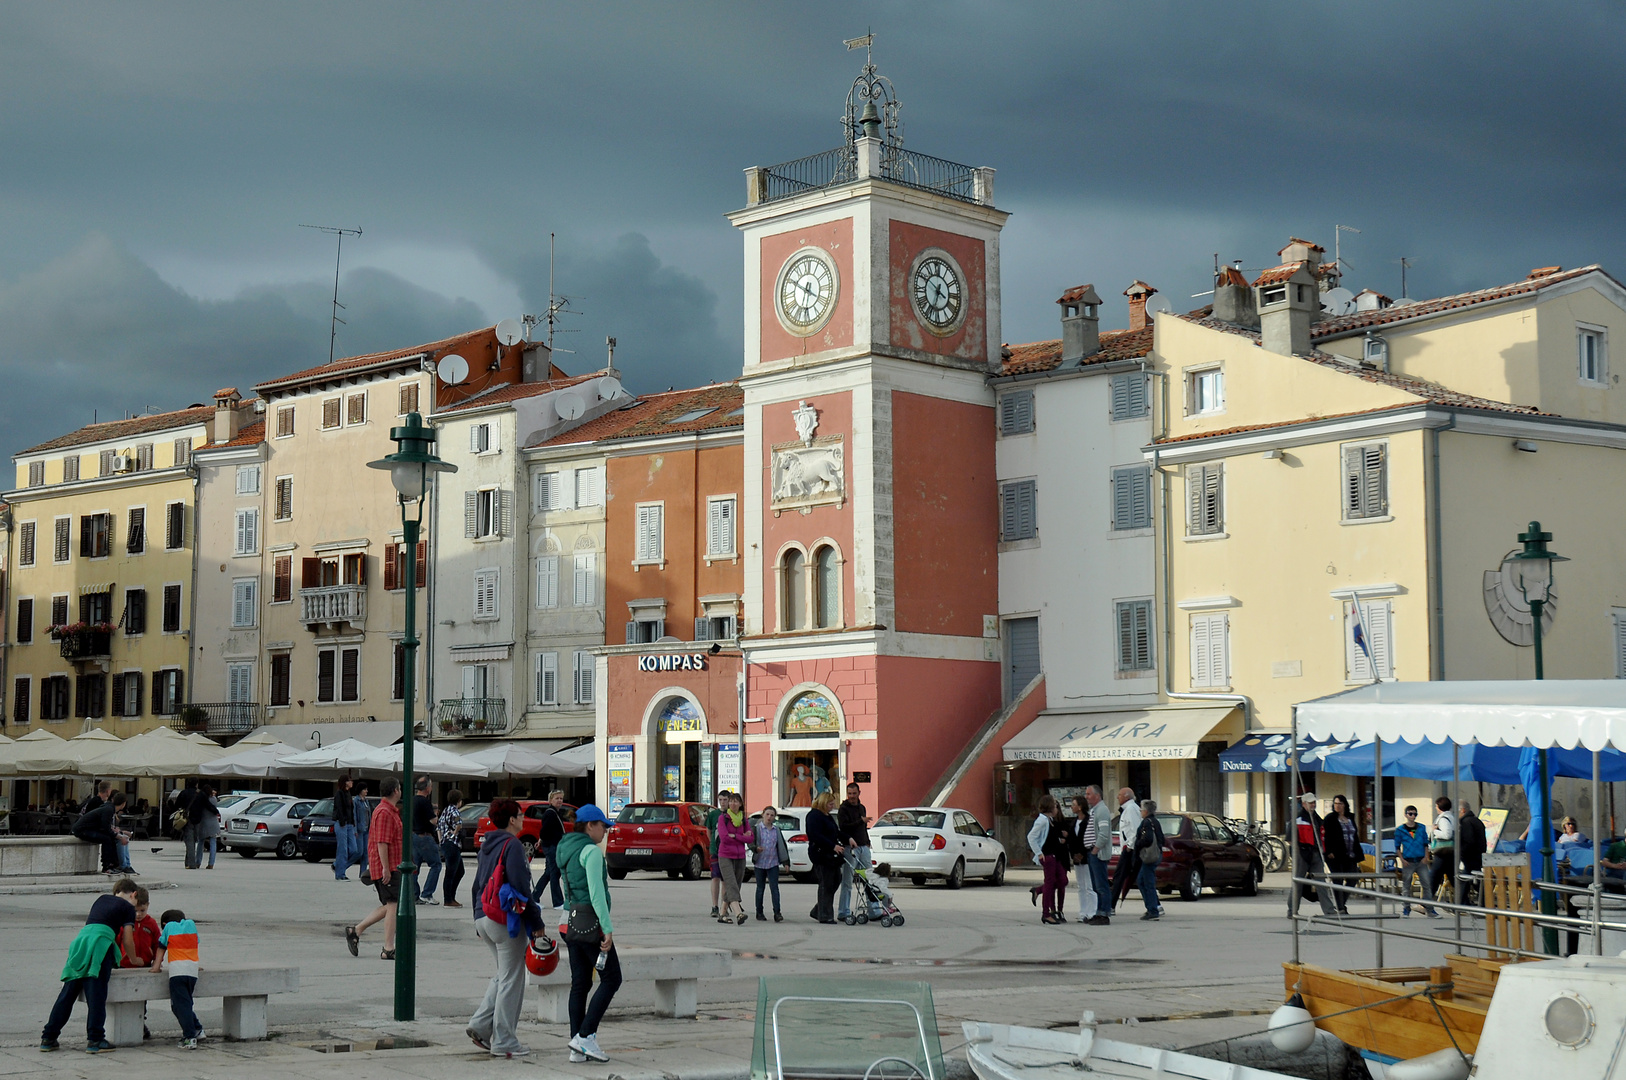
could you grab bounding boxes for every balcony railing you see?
[434,698,512,737]
[57,627,113,662]
[760,144,984,205]
[300,584,367,629]
[171,702,262,736]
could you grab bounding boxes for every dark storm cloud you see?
[2,2,1623,458]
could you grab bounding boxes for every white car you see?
[872,807,1007,889]
[744,808,816,883]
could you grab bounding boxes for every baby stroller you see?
[840,848,905,927]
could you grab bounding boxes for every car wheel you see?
[608,869,628,880]
[987,855,1006,886]
[276,835,298,860]
[1180,864,1204,901]
[911,875,927,888]
[521,837,537,859]
[683,848,704,881]
[945,859,965,890]
[303,851,321,863]
[1238,861,1262,897]
[237,848,257,858]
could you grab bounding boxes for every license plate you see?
[310,825,331,833]
[883,839,915,851]
[230,821,248,832]
[626,848,653,856]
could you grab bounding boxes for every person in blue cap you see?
[558,804,620,1064]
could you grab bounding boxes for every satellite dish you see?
[598,377,624,401]
[494,318,523,347]
[437,354,469,386]
[1143,294,1174,319]
[555,392,585,421]
[1321,287,1356,316]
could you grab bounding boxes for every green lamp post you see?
[1508,520,1567,954]
[367,412,456,1020]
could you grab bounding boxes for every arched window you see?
[814,545,839,628]
[781,549,806,630]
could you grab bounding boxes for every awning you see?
[1003,705,1237,762]
[1218,731,1361,773]
[1296,680,1626,750]
[451,643,514,662]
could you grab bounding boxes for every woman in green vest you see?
[558,804,620,1064]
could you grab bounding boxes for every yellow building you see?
[3,407,212,804]
[1147,251,1626,827]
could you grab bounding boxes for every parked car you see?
[1107,811,1263,900]
[604,802,712,880]
[295,798,338,862]
[457,802,489,853]
[872,807,1007,889]
[226,794,317,859]
[745,808,817,883]
[472,799,576,856]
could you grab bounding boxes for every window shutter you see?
[347,393,366,425]
[166,502,184,549]
[415,541,426,586]
[127,507,144,553]
[1364,445,1386,516]
[537,556,558,608]
[1133,603,1153,669]
[499,490,513,536]
[1112,469,1133,530]
[999,392,1033,435]
[540,652,558,705]
[464,491,478,537]
[577,651,594,704]
[1001,480,1036,540]
[173,669,183,710]
[626,621,638,644]
[1117,604,1134,670]
[317,651,335,702]
[574,553,595,606]
[80,516,92,557]
[1191,616,1212,688]
[470,425,482,453]
[341,648,359,701]
[19,521,33,566]
[111,674,125,716]
[384,544,399,590]
[695,617,711,641]
[300,557,321,589]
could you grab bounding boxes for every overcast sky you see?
[3,2,1623,458]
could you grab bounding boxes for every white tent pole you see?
[1453,742,1462,943]
[1595,749,1604,955]
[1375,739,1384,968]
[1290,705,1300,966]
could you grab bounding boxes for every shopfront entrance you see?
[655,696,706,802]
[776,688,843,808]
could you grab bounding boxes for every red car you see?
[472,800,575,856]
[1107,811,1263,901]
[605,802,713,880]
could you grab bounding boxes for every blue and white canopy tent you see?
[1218,732,1362,773]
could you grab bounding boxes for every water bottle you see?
[595,948,608,973]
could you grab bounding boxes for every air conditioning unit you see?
[111,455,133,472]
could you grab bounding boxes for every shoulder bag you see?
[1134,823,1162,866]
[561,845,604,944]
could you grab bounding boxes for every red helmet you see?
[525,936,560,978]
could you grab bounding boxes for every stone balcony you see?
[300,584,367,631]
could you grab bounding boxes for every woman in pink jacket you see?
[715,792,753,925]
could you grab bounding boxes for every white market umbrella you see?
[460,743,561,778]
[537,742,594,778]
[199,741,303,779]
[95,727,225,778]
[234,729,290,747]
[268,738,390,778]
[13,728,121,775]
[183,732,221,747]
[0,729,54,775]
[352,740,488,779]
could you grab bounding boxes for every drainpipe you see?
[425,434,440,732]
[1428,412,1455,681]
[186,461,202,716]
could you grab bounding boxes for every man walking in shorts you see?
[344,778,404,960]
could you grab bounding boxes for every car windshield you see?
[245,798,286,816]
[309,799,334,817]
[751,813,803,833]
[461,803,488,824]
[877,810,946,830]
[215,795,251,812]
[618,805,678,824]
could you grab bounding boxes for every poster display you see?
[607,744,634,815]
[718,743,741,797]
[663,765,682,801]
[700,746,714,806]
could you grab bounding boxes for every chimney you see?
[212,387,244,445]
[1212,265,1258,328]
[1255,263,1317,357]
[1057,284,1103,364]
[1125,281,1157,331]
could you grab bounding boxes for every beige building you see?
[1147,251,1626,827]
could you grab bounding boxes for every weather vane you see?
[842,30,901,148]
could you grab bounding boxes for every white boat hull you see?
[962,1014,1301,1080]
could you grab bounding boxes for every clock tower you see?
[728,50,1010,821]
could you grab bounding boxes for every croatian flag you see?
[1350,601,1375,674]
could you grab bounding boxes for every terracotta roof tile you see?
[255,326,507,393]
[215,418,266,448]
[17,405,215,456]
[999,325,1153,377]
[1311,264,1611,338]
[1216,266,1249,288]
[1252,262,1310,288]
[1153,395,1544,445]
[436,373,603,414]
[531,383,743,448]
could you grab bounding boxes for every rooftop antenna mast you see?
[299,224,362,364]
[1397,255,1415,299]
[523,232,582,354]
[1334,224,1361,275]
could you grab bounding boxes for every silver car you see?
[226,795,317,859]
[872,807,1007,889]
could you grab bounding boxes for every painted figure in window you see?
[787,762,814,807]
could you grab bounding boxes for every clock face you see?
[778,252,837,332]
[911,252,964,333]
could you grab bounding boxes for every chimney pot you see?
[1124,281,1157,332]
[212,388,245,445]
[1058,284,1103,364]
[1255,263,1317,356]
[1212,266,1258,328]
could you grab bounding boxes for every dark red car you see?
[472,799,575,857]
[605,802,712,880]
[1108,812,1263,900]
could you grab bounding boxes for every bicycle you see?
[1225,818,1288,873]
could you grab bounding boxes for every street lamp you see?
[367,412,456,1020]
[1510,520,1567,954]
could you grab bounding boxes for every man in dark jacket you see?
[836,783,871,921]
[73,793,126,873]
[1293,793,1338,916]
[333,775,356,882]
[79,781,112,816]
[1458,803,1489,904]
[181,782,207,870]
[411,777,442,904]
[530,791,567,908]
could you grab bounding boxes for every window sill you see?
[472,615,501,624]
[631,560,667,572]
[473,534,502,543]
[1340,515,1394,526]
[1190,685,1232,693]
[1110,527,1155,539]
[233,551,259,558]
[1115,668,1157,679]
[704,553,739,566]
[998,538,1040,553]
[1183,532,1229,543]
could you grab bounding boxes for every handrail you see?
[1292,873,1626,937]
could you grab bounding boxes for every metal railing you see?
[434,698,512,736]
[299,584,367,627]
[759,144,982,205]
[58,628,112,661]
[172,702,262,736]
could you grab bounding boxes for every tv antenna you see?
[1397,255,1416,299]
[299,224,363,363]
[522,232,582,354]
[1334,224,1361,274]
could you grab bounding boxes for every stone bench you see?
[526,947,730,1022]
[107,965,299,1045]
[0,836,97,876]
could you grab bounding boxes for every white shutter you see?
[708,498,735,557]
[637,505,662,561]
[464,491,478,537]
[573,552,596,607]
[235,510,248,554]
[1191,613,1227,688]
[231,581,251,627]
[488,417,500,450]
[537,652,558,705]
[1346,600,1393,681]
[575,651,595,704]
[474,569,499,619]
[575,467,599,508]
[234,509,257,555]
[1616,615,1626,679]
[497,490,513,536]
[536,556,558,608]
[1191,616,1211,688]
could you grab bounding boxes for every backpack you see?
[481,834,515,922]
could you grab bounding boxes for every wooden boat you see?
[963,1012,1299,1080]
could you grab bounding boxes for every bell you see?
[859,101,881,139]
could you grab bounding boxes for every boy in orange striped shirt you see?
[149,909,202,1048]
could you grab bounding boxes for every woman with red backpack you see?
[466,798,545,1059]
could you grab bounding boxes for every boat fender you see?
[1385,1048,1470,1080]
[1268,994,1317,1054]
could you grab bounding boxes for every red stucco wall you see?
[758,219,855,364]
[874,654,1001,812]
[939,676,1047,827]
[604,652,742,741]
[760,391,856,631]
[890,391,998,637]
[887,220,987,361]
